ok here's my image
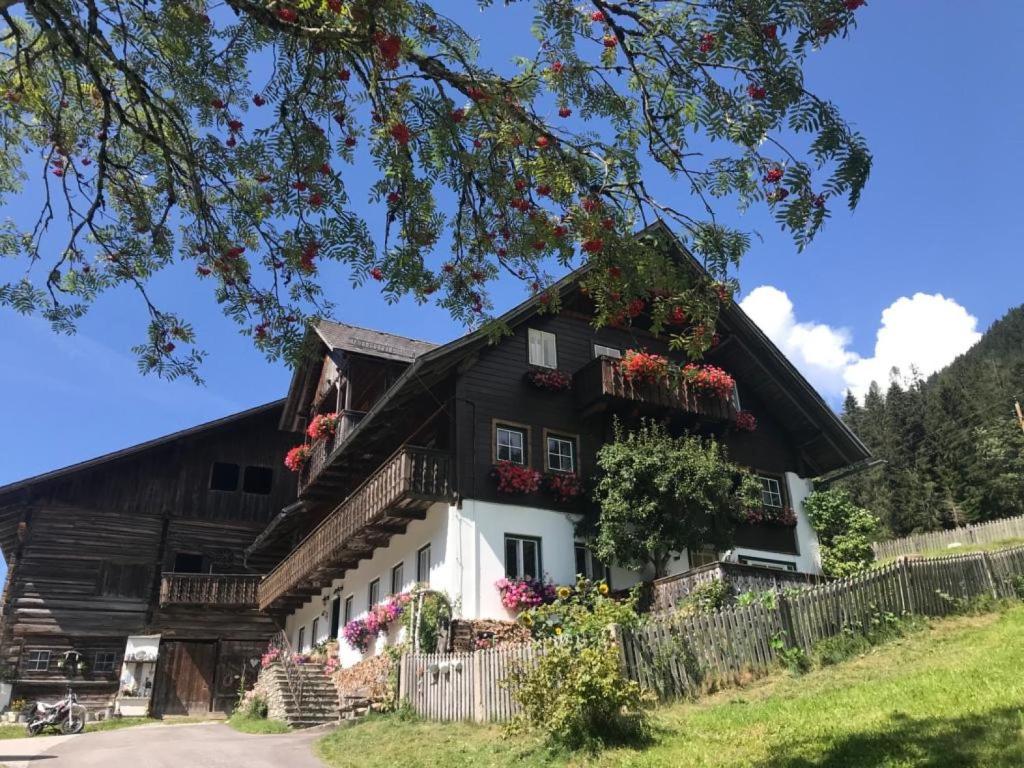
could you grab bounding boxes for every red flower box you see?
[744,506,797,526]
[284,445,312,473]
[683,363,736,400]
[492,461,542,494]
[307,412,340,441]
[525,368,572,392]
[735,411,757,432]
[545,473,584,504]
[619,350,669,384]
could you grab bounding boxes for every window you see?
[574,544,609,584]
[758,476,784,509]
[242,466,274,495]
[496,425,527,465]
[311,617,320,645]
[173,553,204,573]
[368,578,380,607]
[25,650,50,673]
[546,433,577,473]
[688,546,718,568]
[93,652,117,675]
[330,597,342,638]
[738,555,796,572]
[593,344,621,359]
[390,562,405,596]
[417,544,432,584]
[209,462,240,491]
[505,535,541,580]
[528,328,557,369]
[343,595,353,625]
[296,626,305,652]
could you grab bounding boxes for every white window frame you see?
[574,543,609,584]
[390,562,405,596]
[593,344,621,359]
[757,476,784,509]
[93,652,117,675]
[496,425,527,465]
[546,434,576,473]
[343,595,353,625]
[25,650,50,672]
[367,578,380,607]
[417,544,432,584]
[505,535,542,580]
[528,329,558,369]
[738,555,797,572]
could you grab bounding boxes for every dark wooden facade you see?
[0,403,296,713]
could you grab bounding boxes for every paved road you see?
[0,722,329,768]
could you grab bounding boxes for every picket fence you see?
[873,514,1024,560]
[399,644,539,722]
[400,546,1024,719]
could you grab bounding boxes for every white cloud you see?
[739,286,982,403]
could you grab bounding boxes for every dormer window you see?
[528,329,557,369]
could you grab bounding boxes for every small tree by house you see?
[804,488,880,577]
[592,419,760,578]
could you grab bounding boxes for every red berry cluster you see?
[698,33,716,53]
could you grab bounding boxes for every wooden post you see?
[398,653,408,705]
[607,623,628,677]
[980,552,999,600]
[777,594,796,650]
[1016,401,1024,435]
[899,557,915,615]
[472,650,484,723]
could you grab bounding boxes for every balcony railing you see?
[159,573,261,607]
[298,409,366,494]
[260,446,453,612]
[574,356,736,422]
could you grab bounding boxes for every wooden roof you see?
[313,319,438,363]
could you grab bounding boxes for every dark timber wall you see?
[0,404,294,711]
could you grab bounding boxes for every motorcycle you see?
[25,688,86,736]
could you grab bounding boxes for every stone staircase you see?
[261,662,340,729]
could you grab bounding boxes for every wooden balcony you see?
[574,356,736,422]
[298,410,366,495]
[159,573,261,607]
[259,446,453,612]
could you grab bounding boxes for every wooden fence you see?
[401,546,1024,718]
[651,561,824,613]
[872,515,1024,560]
[399,644,539,722]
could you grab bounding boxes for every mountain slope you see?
[839,305,1024,536]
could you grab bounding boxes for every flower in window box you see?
[735,410,757,432]
[682,363,736,400]
[544,472,584,504]
[495,576,556,612]
[525,368,572,392]
[306,412,340,441]
[619,349,669,384]
[283,444,312,472]
[492,461,543,494]
[743,506,796,526]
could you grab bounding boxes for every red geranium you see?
[683,363,736,400]
[545,473,583,504]
[735,410,757,432]
[284,445,312,473]
[620,350,669,384]
[307,412,340,441]
[492,461,542,494]
[525,368,572,392]
[744,506,796,526]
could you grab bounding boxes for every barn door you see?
[152,641,216,716]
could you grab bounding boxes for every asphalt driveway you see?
[0,722,329,768]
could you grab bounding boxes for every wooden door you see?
[153,641,216,716]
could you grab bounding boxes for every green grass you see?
[0,714,199,739]
[317,606,1024,768]
[227,712,291,734]
[878,536,1024,564]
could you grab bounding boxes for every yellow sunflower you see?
[554,626,563,635]
[598,582,609,595]
[556,585,572,600]
[521,614,534,627]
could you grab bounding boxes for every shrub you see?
[676,578,732,616]
[238,689,269,719]
[519,577,638,640]
[804,488,880,577]
[508,639,650,750]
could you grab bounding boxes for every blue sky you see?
[1,4,1022,570]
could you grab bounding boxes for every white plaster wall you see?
[729,473,821,574]
[284,501,451,667]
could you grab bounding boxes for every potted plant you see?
[524,368,571,392]
[284,444,312,473]
[492,461,543,494]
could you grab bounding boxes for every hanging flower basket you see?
[525,368,572,392]
[492,461,542,494]
[735,411,757,432]
[544,472,584,504]
[284,444,312,473]
[744,506,797,526]
[341,618,372,653]
[307,412,340,441]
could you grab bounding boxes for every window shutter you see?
[543,333,557,368]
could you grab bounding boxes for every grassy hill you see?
[317,606,1024,767]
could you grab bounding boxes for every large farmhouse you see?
[0,230,869,710]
